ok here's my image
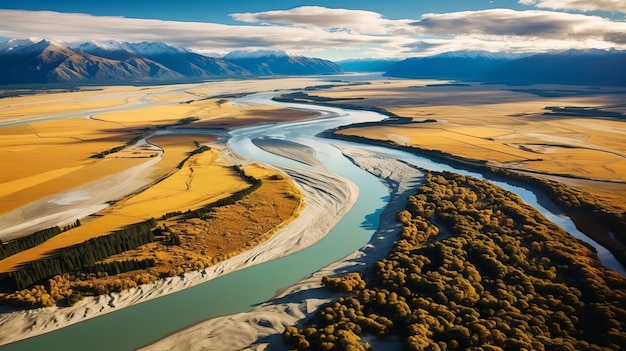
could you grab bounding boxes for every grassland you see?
[0,79,325,307]
[319,81,626,193]
[276,80,626,266]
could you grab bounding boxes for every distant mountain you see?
[74,41,249,78]
[385,49,626,86]
[223,49,343,75]
[337,58,401,72]
[0,39,182,85]
[484,49,626,86]
[384,51,512,81]
[0,39,341,85]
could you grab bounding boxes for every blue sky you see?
[0,0,625,59]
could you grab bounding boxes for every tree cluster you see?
[1,219,156,291]
[0,220,81,261]
[284,172,626,351]
[0,226,61,261]
[491,168,626,265]
[83,258,155,276]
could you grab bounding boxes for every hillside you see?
[0,39,342,85]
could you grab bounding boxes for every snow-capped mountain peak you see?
[0,38,39,53]
[70,40,189,56]
[0,38,67,54]
[125,41,190,56]
[70,40,126,52]
[223,49,294,60]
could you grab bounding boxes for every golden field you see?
[4,76,626,307]
[0,79,318,218]
[317,80,626,205]
[0,138,248,273]
[0,79,321,281]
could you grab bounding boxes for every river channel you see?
[2,92,624,351]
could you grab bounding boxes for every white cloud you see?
[0,9,411,57]
[0,7,624,60]
[411,9,626,43]
[231,6,414,35]
[519,0,626,14]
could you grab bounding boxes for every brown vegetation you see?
[0,166,302,307]
[0,79,324,307]
[298,80,626,269]
[284,172,626,351]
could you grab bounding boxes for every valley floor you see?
[1,76,625,349]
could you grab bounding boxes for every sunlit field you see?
[0,79,318,308]
[315,80,626,207]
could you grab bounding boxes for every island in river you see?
[0,76,625,349]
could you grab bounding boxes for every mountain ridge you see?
[0,39,343,85]
[383,49,626,86]
[2,38,624,86]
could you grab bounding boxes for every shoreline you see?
[0,141,360,347]
[325,131,626,269]
[138,146,425,351]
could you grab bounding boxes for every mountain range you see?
[384,50,626,86]
[0,38,624,86]
[0,39,342,85]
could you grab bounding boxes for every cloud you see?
[401,36,618,56]
[231,6,413,35]
[0,9,411,56]
[605,32,626,44]
[519,0,626,14]
[411,9,626,42]
[0,7,624,60]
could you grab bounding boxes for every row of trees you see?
[0,219,81,261]
[1,219,156,290]
[162,165,262,220]
[84,258,156,276]
[284,172,626,351]
[90,145,126,159]
[175,144,211,169]
[89,134,144,159]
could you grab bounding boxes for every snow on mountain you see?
[0,38,68,54]
[70,40,189,56]
[70,40,127,53]
[0,38,39,53]
[0,37,341,83]
[223,49,293,60]
[125,41,190,56]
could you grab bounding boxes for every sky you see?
[0,0,625,60]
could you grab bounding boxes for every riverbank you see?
[0,140,359,347]
[326,131,626,269]
[138,146,425,351]
[275,80,626,268]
